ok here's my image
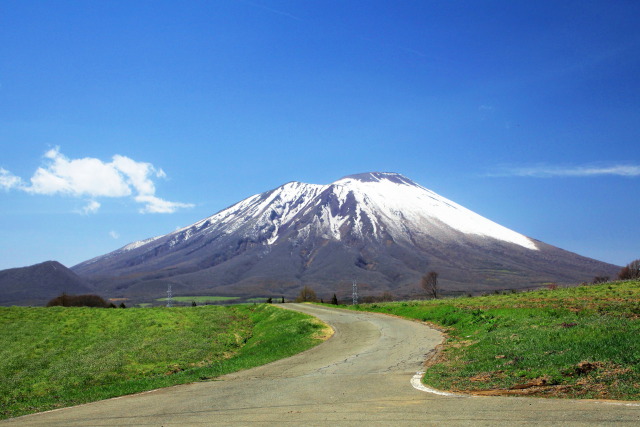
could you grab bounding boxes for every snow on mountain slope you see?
[76,172,536,272]
[330,173,538,250]
[75,180,326,268]
[72,172,619,300]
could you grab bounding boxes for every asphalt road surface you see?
[5,304,640,426]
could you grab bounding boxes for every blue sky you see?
[1,0,639,270]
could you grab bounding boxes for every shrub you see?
[361,292,395,303]
[46,293,111,308]
[618,259,640,280]
[295,286,318,302]
[381,292,394,302]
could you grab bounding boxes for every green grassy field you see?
[155,296,240,303]
[0,304,328,420]
[350,280,640,400]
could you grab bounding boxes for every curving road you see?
[4,304,640,426]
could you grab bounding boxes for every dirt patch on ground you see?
[458,376,576,397]
[312,318,335,341]
[470,384,573,397]
[423,342,446,370]
[460,361,634,399]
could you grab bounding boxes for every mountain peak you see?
[337,172,418,186]
[0,260,94,306]
[70,172,620,303]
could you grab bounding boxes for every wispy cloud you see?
[134,194,194,214]
[488,164,640,178]
[0,168,24,190]
[109,230,120,239]
[239,0,302,21]
[2,147,194,214]
[77,200,101,215]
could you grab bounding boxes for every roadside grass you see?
[0,304,326,420]
[349,280,640,400]
[156,296,240,303]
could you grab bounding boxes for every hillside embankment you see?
[349,280,640,400]
[0,304,327,420]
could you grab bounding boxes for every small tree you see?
[119,302,126,308]
[618,259,640,280]
[381,291,394,302]
[421,271,439,299]
[592,276,610,284]
[295,286,318,302]
[281,296,285,303]
[331,293,339,305]
[266,297,273,304]
[192,301,197,307]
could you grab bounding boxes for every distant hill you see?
[0,261,95,306]
[72,172,620,301]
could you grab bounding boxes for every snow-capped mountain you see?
[73,172,618,300]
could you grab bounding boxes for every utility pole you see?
[166,284,173,308]
[352,279,358,305]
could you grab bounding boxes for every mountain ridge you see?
[71,172,619,302]
[0,261,95,306]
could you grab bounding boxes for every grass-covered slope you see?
[351,280,640,400]
[0,304,327,420]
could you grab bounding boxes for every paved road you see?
[5,304,640,426]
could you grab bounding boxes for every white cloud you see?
[135,194,194,214]
[109,230,120,239]
[111,154,161,196]
[0,168,24,190]
[27,147,132,197]
[3,147,193,214]
[490,164,640,178]
[78,200,101,215]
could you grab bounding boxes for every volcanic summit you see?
[72,172,619,300]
